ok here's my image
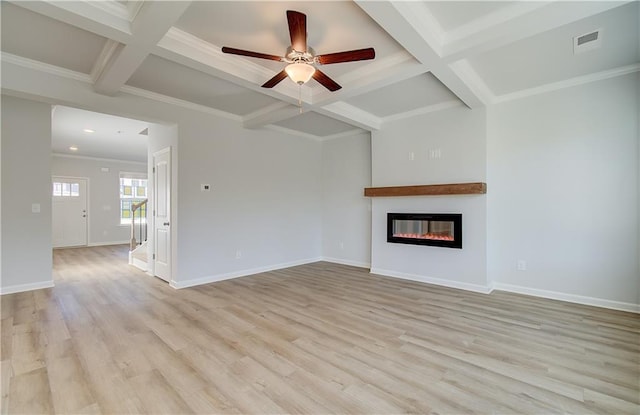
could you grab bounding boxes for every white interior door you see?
[153,148,171,281]
[52,177,88,248]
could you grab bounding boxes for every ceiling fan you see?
[222,10,375,92]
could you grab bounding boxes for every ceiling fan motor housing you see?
[285,46,316,64]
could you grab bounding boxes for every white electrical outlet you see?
[339,241,344,250]
[235,250,242,259]
[517,260,527,271]
[409,152,415,161]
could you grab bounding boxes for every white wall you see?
[322,132,372,267]
[51,155,147,246]
[173,113,322,287]
[370,106,489,291]
[1,96,53,293]
[487,73,639,310]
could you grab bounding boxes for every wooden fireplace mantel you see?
[364,182,486,197]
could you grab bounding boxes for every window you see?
[120,173,147,224]
[52,181,79,197]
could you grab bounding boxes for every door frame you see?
[51,175,90,248]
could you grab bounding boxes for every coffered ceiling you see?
[1,0,638,146]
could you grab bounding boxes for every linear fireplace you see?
[387,213,462,249]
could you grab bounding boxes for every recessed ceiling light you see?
[83,129,95,133]
[69,146,78,151]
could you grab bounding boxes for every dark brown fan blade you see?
[287,10,307,52]
[313,69,341,91]
[316,48,375,65]
[262,70,289,88]
[221,47,283,62]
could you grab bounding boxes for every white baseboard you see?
[88,240,129,247]
[492,282,640,314]
[130,257,147,272]
[370,267,493,294]
[1,280,55,295]
[321,257,370,269]
[170,257,323,289]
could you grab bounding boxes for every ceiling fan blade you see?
[287,10,307,52]
[262,70,289,88]
[316,48,375,65]
[313,69,341,91]
[221,47,283,62]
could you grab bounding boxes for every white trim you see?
[370,267,493,294]
[382,100,464,124]
[1,281,55,295]
[492,283,640,314]
[263,125,324,142]
[319,129,367,142]
[120,85,242,122]
[52,152,146,165]
[1,52,92,83]
[494,63,640,103]
[87,241,129,247]
[321,257,371,269]
[130,257,147,272]
[170,257,323,289]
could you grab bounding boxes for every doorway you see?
[52,176,88,248]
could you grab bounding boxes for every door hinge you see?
[153,254,156,260]
[153,167,155,173]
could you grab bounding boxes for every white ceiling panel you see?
[468,1,639,96]
[126,54,281,115]
[345,73,460,118]
[1,2,109,74]
[275,111,359,137]
[427,1,514,32]
[1,0,637,146]
[52,106,149,163]
[174,1,403,79]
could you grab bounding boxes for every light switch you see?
[201,184,211,192]
[31,203,41,213]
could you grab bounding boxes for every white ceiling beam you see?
[242,102,302,129]
[355,0,485,108]
[155,28,305,105]
[316,102,382,131]
[10,0,132,44]
[93,1,192,95]
[442,1,632,62]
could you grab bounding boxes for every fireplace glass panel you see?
[387,213,462,248]
[392,219,455,241]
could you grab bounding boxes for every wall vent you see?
[573,29,602,54]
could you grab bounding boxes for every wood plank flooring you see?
[1,245,639,414]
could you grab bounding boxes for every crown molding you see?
[120,85,242,122]
[318,102,382,131]
[52,152,147,165]
[262,125,324,142]
[1,53,92,83]
[494,63,640,104]
[318,128,367,142]
[382,100,464,124]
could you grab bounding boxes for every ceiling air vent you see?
[573,29,602,55]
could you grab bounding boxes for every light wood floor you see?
[1,245,639,414]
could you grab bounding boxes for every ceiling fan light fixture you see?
[285,63,315,85]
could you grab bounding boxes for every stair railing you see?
[130,199,148,251]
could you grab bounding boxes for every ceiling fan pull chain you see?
[298,84,303,114]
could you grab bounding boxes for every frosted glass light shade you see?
[285,63,316,85]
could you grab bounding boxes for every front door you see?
[52,177,88,248]
[153,148,171,281]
